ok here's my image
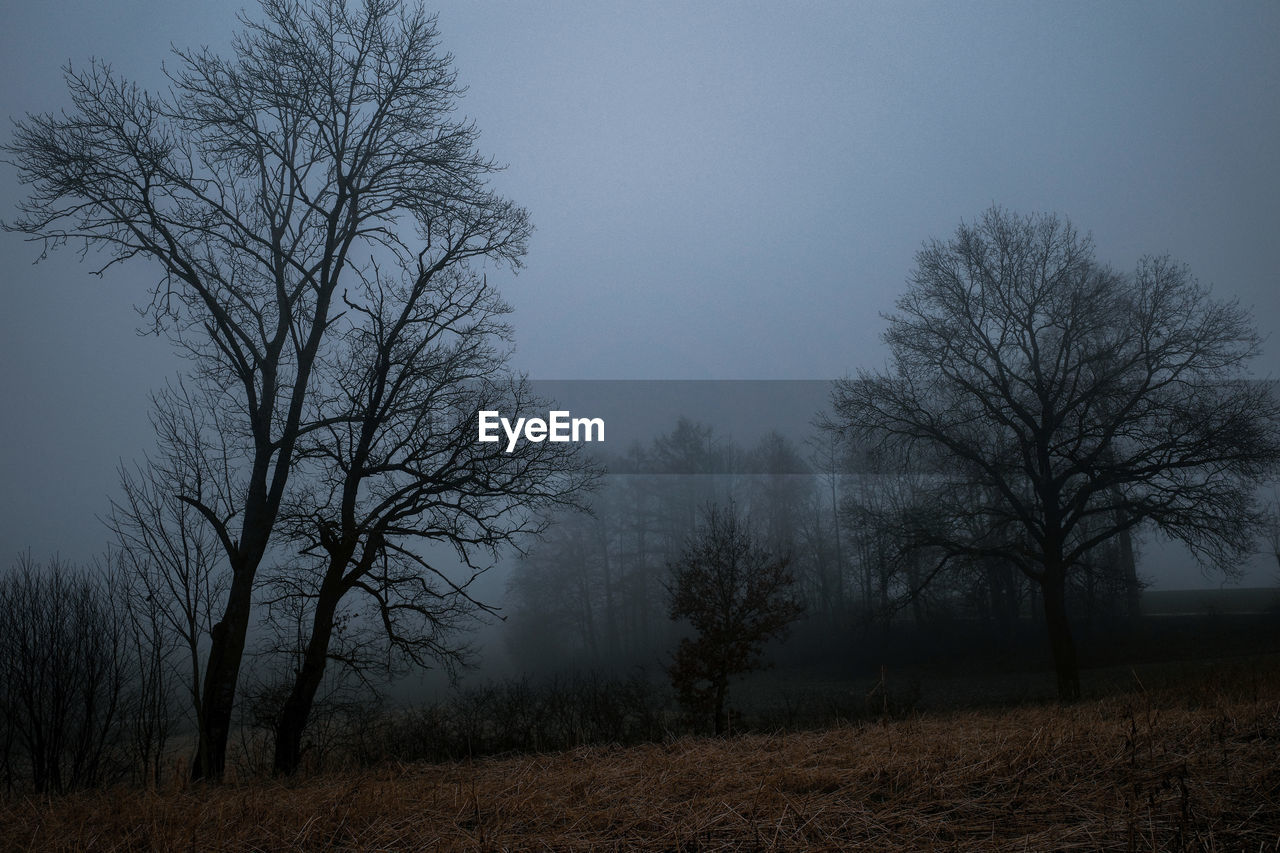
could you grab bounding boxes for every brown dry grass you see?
[4,664,1280,852]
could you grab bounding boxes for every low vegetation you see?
[4,657,1278,851]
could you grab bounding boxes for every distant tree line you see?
[506,209,1280,705]
[504,417,1144,681]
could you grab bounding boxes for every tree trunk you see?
[273,592,339,776]
[988,561,1017,648]
[1041,573,1080,702]
[713,679,728,736]
[191,557,256,781]
[1118,527,1140,621]
[906,554,925,626]
[829,473,845,615]
[1108,481,1141,622]
[1113,520,1140,620]
[599,527,620,659]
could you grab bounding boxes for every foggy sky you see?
[1,1,1278,586]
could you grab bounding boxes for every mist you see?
[1,4,1278,841]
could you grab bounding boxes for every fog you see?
[2,2,1277,636]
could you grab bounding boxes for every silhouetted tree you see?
[1264,489,1280,576]
[666,503,802,734]
[505,506,613,668]
[843,445,937,632]
[830,207,1280,700]
[5,0,529,779]
[114,549,176,789]
[107,381,228,775]
[804,430,852,622]
[267,267,594,775]
[0,556,128,793]
[745,431,810,573]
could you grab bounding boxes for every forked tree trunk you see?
[1040,572,1081,702]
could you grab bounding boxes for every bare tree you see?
[805,429,852,622]
[268,266,595,775]
[113,550,176,789]
[829,207,1280,701]
[505,507,612,668]
[666,503,802,735]
[1264,488,1280,576]
[5,0,530,779]
[107,381,229,775]
[0,556,128,793]
[843,444,938,632]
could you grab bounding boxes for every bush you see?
[0,555,131,792]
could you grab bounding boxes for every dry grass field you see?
[4,659,1280,852]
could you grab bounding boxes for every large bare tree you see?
[5,0,530,778]
[829,207,1280,700]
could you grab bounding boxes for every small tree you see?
[0,556,128,793]
[107,381,229,776]
[666,503,802,735]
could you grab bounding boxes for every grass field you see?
[4,656,1279,851]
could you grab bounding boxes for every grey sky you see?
[1,1,1278,584]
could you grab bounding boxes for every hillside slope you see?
[4,660,1279,851]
